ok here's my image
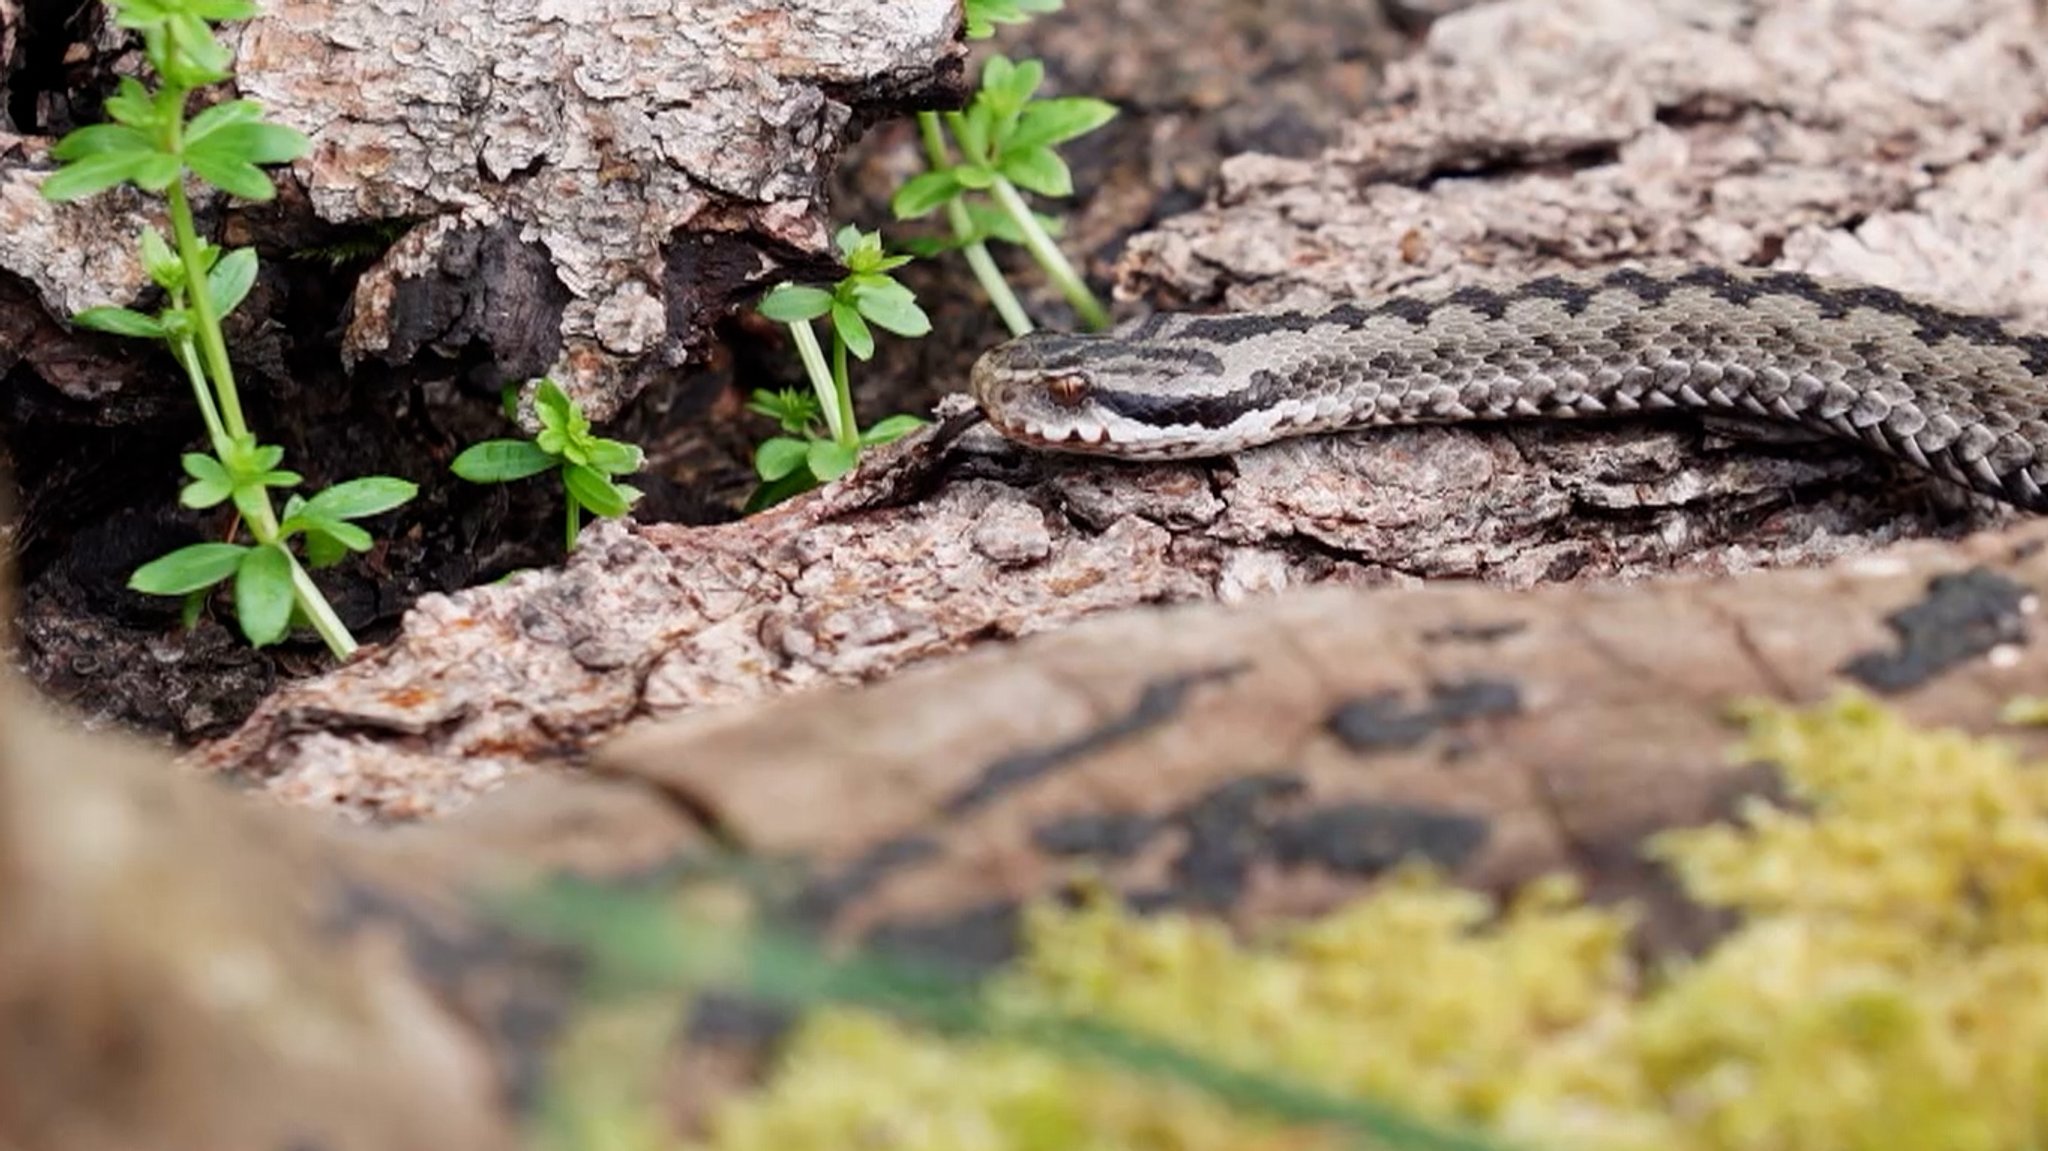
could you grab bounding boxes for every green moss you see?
[687,695,2048,1151]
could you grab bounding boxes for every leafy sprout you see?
[893,54,1117,333]
[41,0,417,654]
[748,226,930,510]
[451,379,647,551]
[890,0,1118,337]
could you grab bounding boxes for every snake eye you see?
[1046,374,1090,408]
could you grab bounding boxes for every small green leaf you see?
[831,299,874,360]
[233,545,295,647]
[952,107,992,162]
[303,529,349,570]
[746,387,822,435]
[182,451,232,482]
[891,169,962,219]
[981,56,1017,102]
[49,123,155,161]
[178,452,234,508]
[182,151,274,201]
[183,98,265,144]
[833,224,872,262]
[853,283,931,339]
[179,478,231,509]
[806,439,859,483]
[192,121,310,166]
[162,13,233,84]
[1007,97,1118,153]
[963,0,1059,38]
[139,226,183,290]
[754,436,809,482]
[532,379,592,449]
[130,541,248,596]
[999,146,1073,197]
[861,414,927,446]
[584,438,644,476]
[301,517,374,554]
[305,475,418,519]
[112,0,171,29]
[758,284,834,322]
[452,439,557,483]
[953,163,995,191]
[130,151,184,192]
[242,442,286,475]
[72,306,166,339]
[104,77,158,129]
[191,0,261,18]
[41,152,153,201]
[561,462,635,518]
[534,378,571,424]
[207,247,259,317]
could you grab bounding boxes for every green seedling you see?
[963,0,1062,38]
[42,0,417,656]
[749,225,930,508]
[744,387,922,512]
[894,36,1118,335]
[451,378,646,551]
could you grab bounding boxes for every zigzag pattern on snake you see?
[968,264,2048,512]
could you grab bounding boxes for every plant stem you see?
[989,176,1110,330]
[164,101,357,659]
[284,550,357,657]
[829,335,857,449]
[957,223,1033,337]
[171,334,230,455]
[566,497,581,552]
[165,181,252,444]
[917,112,1032,336]
[787,320,842,442]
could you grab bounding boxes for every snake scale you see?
[969,264,2048,512]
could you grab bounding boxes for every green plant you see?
[744,388,923,512]
[41,0,417,656]
[963,0,1062,38]
[749,225,930,508]
[451,378,646,551]
[893,3,1118,336]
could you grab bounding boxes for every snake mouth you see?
[989,415,1123,453]
[988,413,1226,460]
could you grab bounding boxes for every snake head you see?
[969,330,1250,459]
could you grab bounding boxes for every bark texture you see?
[198,0,2048,816]
[9,488,2048,1150]
[0,0,966,415]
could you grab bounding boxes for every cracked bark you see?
[0,0,966,415]
[191,0,2048,815]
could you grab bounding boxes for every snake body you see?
[968,265,2048,511]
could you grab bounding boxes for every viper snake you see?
[969,265,2048,511]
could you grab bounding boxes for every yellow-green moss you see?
[690,695,2048,1151]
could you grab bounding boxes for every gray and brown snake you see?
[969,264,2048,511]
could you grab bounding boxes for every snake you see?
[968,264,2048,512]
